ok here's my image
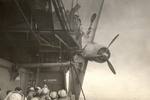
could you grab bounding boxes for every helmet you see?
[42,87,49,95]
[29,87,35,91]
[35,87,42,94]
[58,89,67,97]
[50,91,58,99]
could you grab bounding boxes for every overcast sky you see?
[78,0,150,100]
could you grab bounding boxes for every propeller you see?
[82,13,119,75]
[97,34,119,74]
[106,34,119,74]
[106,60,116,74]
[107,34,119,48]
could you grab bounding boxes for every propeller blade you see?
[107,60,116,74]
[107,34,119,48]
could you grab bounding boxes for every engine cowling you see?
[82,42,110,63]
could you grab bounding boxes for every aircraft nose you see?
[97,47,111,62]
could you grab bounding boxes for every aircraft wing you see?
[79,0,104,43]
[90,0,104,42]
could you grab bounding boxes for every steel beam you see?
[19,61,71,68]
[55,34,70,49]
